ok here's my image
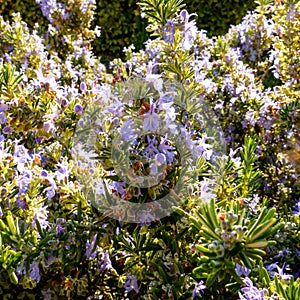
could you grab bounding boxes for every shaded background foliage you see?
[0,0,256,64]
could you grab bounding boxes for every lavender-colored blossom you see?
[266,263,293,280]
[149,162,158,176]
[229,148,241,166]
[98,250,113,272]
[17,170,32,195]
[274,248,291,259]
[0,112,7,124]
[13,144,32,164]
[242,109,256,128]
[192,280,206,298]
[55,161,70,182]
[36,0,57,22]
[158,137,175,163]
[0,102,8,112]
[2,126,12,134]
[292,199,300,215]
[80,81,87,91]
[32,205,49,229]
[44,185,56,200]
[142,135,160,158]
[236,263,251,277]
[155,153,166,166]
[245,194,260,214]
[163,20,175,43]
[124,275,139,294]
[145,62,162,89]
[192,134,213,160]
[43,120,56,134]
[16,198,27,210]
[56,224,64,236]
[16,261,26,278]
[80,0,95,14]
[60,98,68,107]
[110,181,126,196]
[239,277,265,300]
[143,101,160,132]
[40,170,49,178]
[29,261,41,282]
[286,5,296,21]
[120,119,138,141]
[179,10,197,50]
[44,251,55,268]
[85,234,98,258]
[199,178,215,201]
[74,103,83,114]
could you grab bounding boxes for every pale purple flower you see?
[292,199,300,215]
[44,185,56,200]
[142,135,160,158]
[29,261,41,282]
[45,251,55,268]
[158,137,175,163]
[2,126,12,134]
[16,198,26,210]
[43,120,56,134]
[192,280,206,298]
[98,250,113,272]
[239,277,265,300]
[229,147,241,166]
[13,144,32,164]
[36,0,57,22]
[74,103,83,114]
[80,0,95,14]
[163,20,175,43]
[110,181,126,196]
[274,248,291,259]
[155,153,166,165]
[32,205,49,229]
[287,5,296,21]
[121,119,137,141]
[80,82,87,91]
[0,112,7,124]
[236,263,251,277]
[266,263,293,280]
[193,134,213,160]
[17,170,32,195]
[40,170,49,178]
[245,194,260,214]
[124,275,139,294]
[199,178,215,201]
[60,98,68,107]
[0,102,8,112]
[143,101,160,132]
[85,234,98,258]
[149,162,158,175]
[179,10,198,50]
[56,224,64,236]
[16,261,26,278]
[55,161,70,182]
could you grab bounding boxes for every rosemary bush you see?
[0,0,299,299]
